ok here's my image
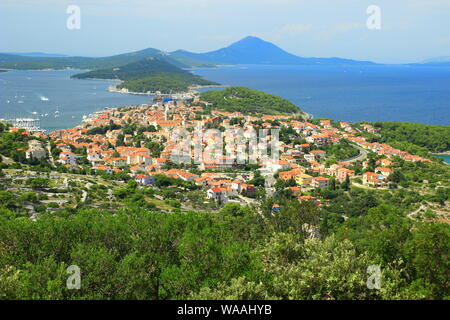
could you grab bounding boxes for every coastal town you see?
[7,94,437,214]
[2,0,450,302]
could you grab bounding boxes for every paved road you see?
[342,144,368,163]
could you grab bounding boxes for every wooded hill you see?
[199,86,303,115]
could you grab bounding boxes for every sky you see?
[1,0,450,63]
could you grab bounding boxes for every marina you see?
[0,116,46,133]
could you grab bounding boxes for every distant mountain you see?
[421,56,450,64]
[173,36,377,66]
[0,48,215,70]
[0,37,377,70]
[408,56,450,67]
[0,36,379,72]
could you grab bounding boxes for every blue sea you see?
[193,64,450,126]
[0,70,152,132]
[435,155,450,164]
[0,65,450,133]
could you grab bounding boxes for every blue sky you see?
[1,0,449,63]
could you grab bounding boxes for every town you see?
[9,94,434,214]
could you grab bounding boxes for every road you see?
[46,142,56,167]
[408,204,427,219]
[342,144,368,163]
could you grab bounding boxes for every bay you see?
[434,154,450,164]
[1,65,450,134]
[0,70,152,132]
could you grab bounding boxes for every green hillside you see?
[0,48,215,70]
[199,86,302,115]
[374,122,450,153]
[71,57,218,93]
[117,72,218,94]
[71,57,190,80]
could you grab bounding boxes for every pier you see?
[0,116,46,133]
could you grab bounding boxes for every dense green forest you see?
[0,122,449,299]
[200,87,302,115]
[0,200,448,300]
[373,122,450,153]
[117,72,218,94]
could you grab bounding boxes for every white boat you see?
[40,96,49,101]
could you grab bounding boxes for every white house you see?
[207,187,228,203]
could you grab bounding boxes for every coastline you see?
[432,152,450,165]
[107,83,228,96]
[188,84,229,92]
[77,77,123,82]
[107,85,154,95]
[432,151,450,156]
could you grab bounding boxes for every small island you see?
[71,57,219,94]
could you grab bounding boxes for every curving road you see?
[341,144,368,163]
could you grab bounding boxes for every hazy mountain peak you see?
[233,35,269,44]
[172,36,376,66]
[228,36,278,50]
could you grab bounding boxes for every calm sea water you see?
[435,155,450,164]
[1,65,449,133]
[0,70,152,132]
[193,64,450,126]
